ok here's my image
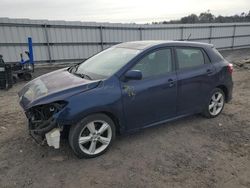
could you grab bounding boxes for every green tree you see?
[199,10,215,23]
[154,10,250,24]
[181,14,199,23]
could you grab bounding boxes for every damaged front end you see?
[26,101,67,148]
[18,68,102,150]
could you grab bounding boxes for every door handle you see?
[168,78,175,88]
[206,69,213,76]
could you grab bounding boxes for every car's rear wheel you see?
[202,88,225,118]
[69,114,116,158]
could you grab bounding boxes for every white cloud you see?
[0,0,249,23]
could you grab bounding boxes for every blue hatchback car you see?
[18,41,233,158]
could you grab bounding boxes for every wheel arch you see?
[98,111,122,135]
[61,110,123,138]
[216,85,229,102]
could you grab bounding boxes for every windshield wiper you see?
[68,63,80,73]
[73,72,93,80]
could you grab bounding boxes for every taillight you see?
[227,63,233,74]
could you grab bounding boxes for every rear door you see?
[175,47,216,114]
[121,48,177,131]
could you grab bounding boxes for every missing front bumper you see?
[24,102,67,149]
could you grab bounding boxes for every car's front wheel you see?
[202,88,225,118]
[69,114,116,158]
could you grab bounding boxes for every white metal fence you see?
[0,18,250,64]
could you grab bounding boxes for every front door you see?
[121,48,177,131]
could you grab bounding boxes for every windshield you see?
[75,47,140,79]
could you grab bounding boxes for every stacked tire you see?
[0,55,13,90]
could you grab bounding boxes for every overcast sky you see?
[0,0,249,23]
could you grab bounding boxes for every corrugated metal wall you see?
[0,18,250,64]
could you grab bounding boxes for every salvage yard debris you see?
[234,58,250,69]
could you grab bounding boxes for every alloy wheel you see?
[78,120,112,155]
[209,91,224,116]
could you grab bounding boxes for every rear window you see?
[176,48,205,69]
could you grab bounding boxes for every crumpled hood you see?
[18,68,101,110]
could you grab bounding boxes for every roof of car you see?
[114,40,213,50]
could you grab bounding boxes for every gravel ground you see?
[0,48,250,188]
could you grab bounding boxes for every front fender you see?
[56,77,125,132]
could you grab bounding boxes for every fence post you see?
[180,26,184,40]
[99,26,104,50]
[139,27,143,40]
[231,24,236,48]
[209,25,213,44]
[44,24,52,63]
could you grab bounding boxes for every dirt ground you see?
[0,48,250,188]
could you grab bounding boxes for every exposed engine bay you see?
[25,101,66,148]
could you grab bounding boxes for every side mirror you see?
[124,70,142,81]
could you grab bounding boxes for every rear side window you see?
[132,48,172,78]
[176,48,205,69]
[212,47,224,61]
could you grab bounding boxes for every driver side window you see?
[131,48,172,79]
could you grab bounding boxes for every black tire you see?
[69,113,116,158]
[23,73,32,81]
[202,88,225,118]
